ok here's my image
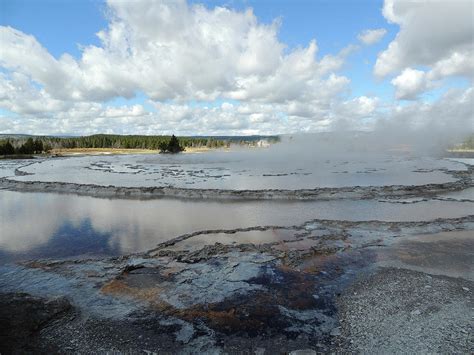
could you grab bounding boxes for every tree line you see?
[0,138,45,155]
[38,134,229,150]
[0,134,269,155]
[0,134,280,156]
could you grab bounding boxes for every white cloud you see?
[0,0,350,106]
[0,0,359,134]
[375,0,474,78]
[430,51,474,79]
[102,105,147,118]
[345,96,379,116]
[358,28,387,45]
[0,87,472,140]
[374,0,473,102]
[0,0,472,136]
[0,72,71,115]
[391,68,432,100]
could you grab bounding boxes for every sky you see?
[0,0,472,136]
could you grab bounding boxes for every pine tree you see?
[159,135,184,153]
[167,135,184,153]
[34,138,43,153]
[0,141,15,155]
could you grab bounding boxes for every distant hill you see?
[0,134,35,139]
[0,134,78,139]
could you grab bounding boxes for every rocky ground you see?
[0,293,71,353]
[0,216,472,354]
[336,268,473,354]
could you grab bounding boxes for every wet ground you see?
[0,153,473,353]
[0,217,472,353]
[2,151,468,189]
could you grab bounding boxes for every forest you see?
[0,134,279,155]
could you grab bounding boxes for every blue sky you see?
[0,0,472,135]
[1,0,391,55]
[0,0,107,58]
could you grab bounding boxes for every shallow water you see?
[1,190,472,263]
[0,153,472,263]
[168,229,300,252]
[3,151,467,189]
[376,230,474,280]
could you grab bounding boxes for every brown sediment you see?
[93,237,346,339]
[170,264,326,337]
[100,267,176,312]
[22,260,55,270]
[101,279,167,308]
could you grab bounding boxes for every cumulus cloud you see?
[0,72,71,115]
[391,68,432,100]
[0,0,350,105]
[342,96,379,116]
[0,0,361,134]
[0,86,471,143]
[358,28,387,45]
[375,0,474,78]
[0,0,472,137]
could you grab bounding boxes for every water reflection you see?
[0,220,120,263]
[0,190,473,263]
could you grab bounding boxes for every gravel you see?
[336,267,473,354]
